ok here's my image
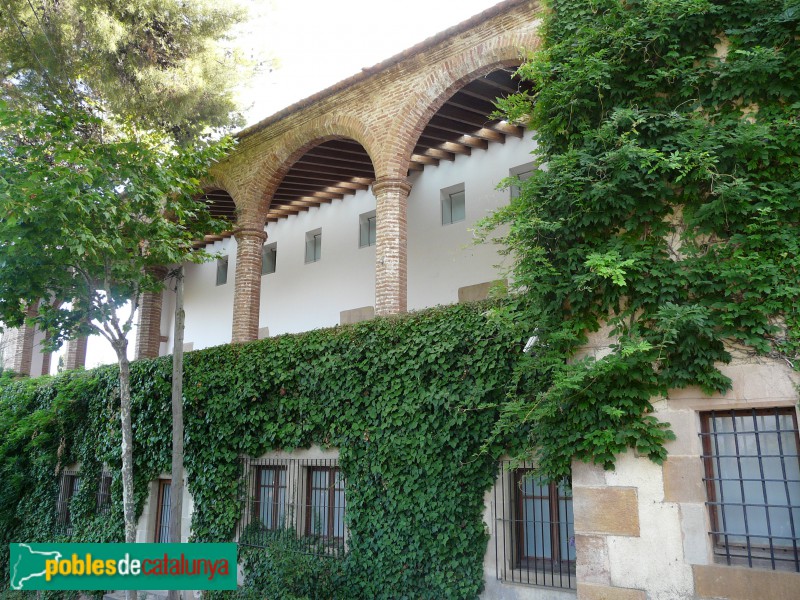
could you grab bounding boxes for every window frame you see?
[509,162,536,199]
[305,229,322,264]
[153,478,172,543]
[700,407,800,571]
[305,466,345,540]
[513,469,575,570]
[254,465,287,531]
[441,184,466,226]
[261,242,277,275]
[216,256,229,286]
[359,211,376,248]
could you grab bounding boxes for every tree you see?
[0,1,244,591]
[0,0,246,139]
[481,0,800,481]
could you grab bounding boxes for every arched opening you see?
[408,67,534,174]
[268,139,375,223]
[193,188,236,246]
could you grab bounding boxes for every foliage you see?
[0,0,246,139]
[0,101,233,349]
[0,300,532,599]
[481,0,800,480]
[235,526,348,600]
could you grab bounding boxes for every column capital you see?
[372,177,412,197]
[233,227,268,243]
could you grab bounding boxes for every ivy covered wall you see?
[0,300,534,599]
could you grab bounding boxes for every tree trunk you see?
[114,340,136,600]
[168,267,185,600]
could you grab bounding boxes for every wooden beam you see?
[440,142,471,156]
[411,154,439,166]
[423,148,455,161]
[456,135,489,149]
[407,162,424,172]
[490,121,524,138]
[475,128,505,143]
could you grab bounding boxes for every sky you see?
[73,0,502,371]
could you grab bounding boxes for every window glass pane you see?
[442,195,452,224]
[705,409,800,559]
[216,257,228,286]
[368,217,376,246]
[450,190,465,223]
[262,245,276,275]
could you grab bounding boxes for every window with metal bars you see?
[56,470,81,536]
[494,461,575,589]
[700,408,800,572]
[153,478,172,543]
[236,457,346,557]
[96,472,112,514]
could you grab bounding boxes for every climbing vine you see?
[0,300,533,599]
[481,0,800,480]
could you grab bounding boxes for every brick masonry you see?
[136,267,169,359]
[204,0,544,341]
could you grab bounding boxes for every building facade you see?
[6,1,799,598]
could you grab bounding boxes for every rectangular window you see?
[262,243,277,275]
[359,211,376,248]
[153,478,172,543]
[255,466,287,530]
[494,461,575,589]
[56,471,81,536]
[510,162,536,199]
[441,187,466,225]
[236,457,346,558]
[305,229,322,263]
[96,472,112,514]
[216,256,228,286]
[306,467,345,540]
[700,408,800,572]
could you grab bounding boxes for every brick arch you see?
[238,113,378,222]
[379,30,543,178]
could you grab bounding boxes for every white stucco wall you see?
[175,131,537,352]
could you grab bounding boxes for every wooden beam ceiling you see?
[202,68,532,228]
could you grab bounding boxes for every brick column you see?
[64,336,88,370]
[136,267,168,359]
[2,304,38,375]
[373,177,411,315]
[231,228,267,343]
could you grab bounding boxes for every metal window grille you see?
[96,472,112,514]
[700,408,800,571]
[55,470,81,536]
[153,479,172,543]
[236,457,346,558]
[494,461,575,589]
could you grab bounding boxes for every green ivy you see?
[1,300,532,599]
[481,0,800,480]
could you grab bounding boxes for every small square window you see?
[359,211,376,248]
[305,229,322,263]
[216,256,228,286]
[262,243,277,275]
[441,186,466,225]
[510,162,536,199]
